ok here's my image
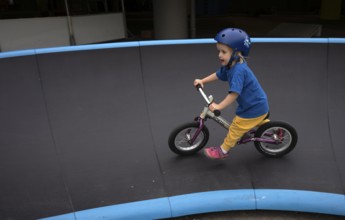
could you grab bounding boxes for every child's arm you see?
[209,92,239,112]
[193,72,218,88]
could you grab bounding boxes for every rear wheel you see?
[254,121,298,158]
[168,122,209,156]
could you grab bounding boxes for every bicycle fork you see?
[187,106,227,145]
[187,117,205,145]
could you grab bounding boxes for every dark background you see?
[1,0,345,38]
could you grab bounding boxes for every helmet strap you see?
[227,51,240,68]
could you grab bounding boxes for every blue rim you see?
[1,38,345,59]
[40,189,345,220]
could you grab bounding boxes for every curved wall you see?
[0,39,344,219]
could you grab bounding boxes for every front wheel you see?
[254,121,298,158]
[168,122,209,156]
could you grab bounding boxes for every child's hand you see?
[193,79,204,88]
[209,103,219,112]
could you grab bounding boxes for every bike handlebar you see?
[195,84,221,116]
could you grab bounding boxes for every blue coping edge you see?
[40,189,345,220]
[2,37,345,59]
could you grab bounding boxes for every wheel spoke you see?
[174,128,204,151]
[260,127,292,153]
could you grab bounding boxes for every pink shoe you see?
[204,146,229,159]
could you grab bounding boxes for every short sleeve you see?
[229,70,244,95]
[216,67,228,81]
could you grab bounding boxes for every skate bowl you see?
[0,38,344,219]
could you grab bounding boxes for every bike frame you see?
[189,86,279,146]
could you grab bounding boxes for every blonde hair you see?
[238,52,245,63]
[230,51,246,67]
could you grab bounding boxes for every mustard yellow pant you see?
[221,113,270,152]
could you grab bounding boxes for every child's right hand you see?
[193,79,204,88]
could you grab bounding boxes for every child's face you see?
[216,43,233,66]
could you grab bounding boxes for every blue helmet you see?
[214,28,251,57]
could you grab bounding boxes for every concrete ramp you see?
[0,39,344,219]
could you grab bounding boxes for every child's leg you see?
[258,118,270,126]
[257,113,270,126]
[221,113,269,152]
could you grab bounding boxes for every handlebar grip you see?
[214,110,221,117]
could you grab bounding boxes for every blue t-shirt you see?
[216,62,269,118]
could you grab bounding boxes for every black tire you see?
[168,122,209,156]
[254,121,298,158]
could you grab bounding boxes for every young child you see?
[193,28,269,159]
